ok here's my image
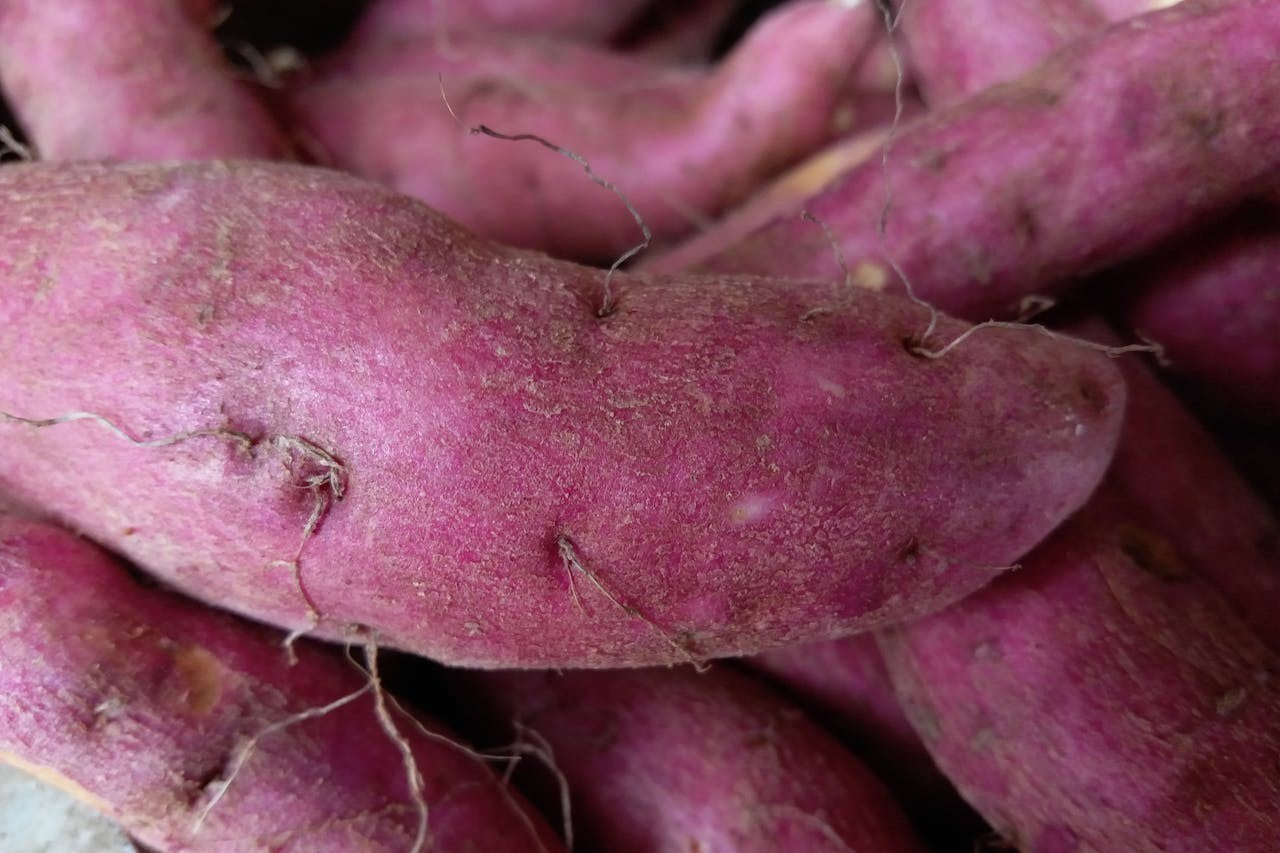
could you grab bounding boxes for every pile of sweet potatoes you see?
[0,1,1276,850]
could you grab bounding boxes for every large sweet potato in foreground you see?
[0,515,560,852]
[0,160,1125,667]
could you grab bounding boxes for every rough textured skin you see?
[460,666,923,852]
[878,487,1280,852]
[1122,201,1280,421]
[0,161,1127,668]
[0,0,286,160]
[901,0,1106,107]
[286,0,880,262]
[648,0,1280,321]
[353,0,656,44]
[0,515,560,853]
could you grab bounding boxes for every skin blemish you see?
[816,378,847,399]
[729,494,775,525]
[1117,525,1191,581]
[171,645,225,716]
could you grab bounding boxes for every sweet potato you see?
[0,514,560,852]
[0,160,1126,668]
[1122,201,1280,421]
[1080,322,1280,653]
[901,0,1107,107]
[648,0,1280,321]
[286,0,881,262]
[878,486,1280,851]
[454,665,922,852]
[0,0,286,160]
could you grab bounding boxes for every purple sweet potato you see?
[456,665,923,851]
[1078,321,1280,653]
[648,0,1280,321]
[0,160,1126,668]
[878,486,1280,852]
[898,0,1280,425]
[286,0,880,262]
[0,514,560,852]
[1122,201,1280,421]
[900,0,1107,106]
[0,0,287,160]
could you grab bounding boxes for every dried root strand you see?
[359,633,430,853]
[0,125,35,161]
[0,409,251,450]
[557,536,706,671]
[507,722,575,851]
[436,74,651,315]
[192,681,374,833]
[910,320,1166,361]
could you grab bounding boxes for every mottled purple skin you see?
[901,0,1106,107]
[462,666,923,852]
[878,487,1280,852]
[0,161,1125,668]
[0,515,560,853]
[1123,203,1280,421]
[648,0,1280,321]
[0,0,286,161]
[353,0,655,44]
[286,0,879,262]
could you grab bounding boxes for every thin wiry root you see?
[557,536,706,671]
[273,436,347,655]
[436,74,651,315]
[0,126,34,161]
[910,320,1165,361]
[191,682,374,833]
[504,721,574,851]
[374,687,561,853]
[871,0,946,348]
[801,209,854,290]
[0,409,252,450]
[358,634,430,853]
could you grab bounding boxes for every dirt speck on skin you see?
[171,645,225,716]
